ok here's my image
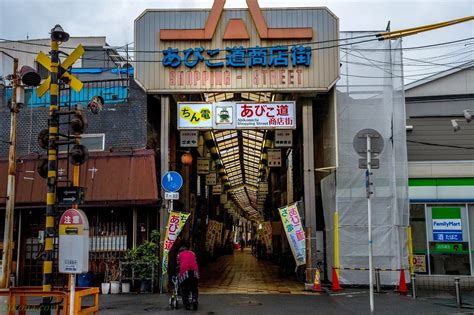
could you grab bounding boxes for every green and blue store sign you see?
[432,207,462,242]
[409,178,474,203]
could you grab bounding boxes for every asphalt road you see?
[98,290,474,314]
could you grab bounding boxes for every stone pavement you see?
[199,248,302,294]
[98,291,474,314]
[97,249,474,314]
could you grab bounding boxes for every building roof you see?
[405,61,474,91]
[0,149,159,207]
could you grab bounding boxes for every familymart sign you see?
[432,207,463,242]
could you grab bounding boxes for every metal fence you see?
[4,78,129,107]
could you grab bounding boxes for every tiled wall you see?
[416,275,474,290]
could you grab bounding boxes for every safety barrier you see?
[332,267,409,295]
[0,286,99,315]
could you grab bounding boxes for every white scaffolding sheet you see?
[322,32,409,285]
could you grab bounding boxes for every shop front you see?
[0,149,159,285]
[410,178,474,276]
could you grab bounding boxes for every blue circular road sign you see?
[161,171,183,192]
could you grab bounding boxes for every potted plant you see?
[106,257,121,294]
[124,230,160,293]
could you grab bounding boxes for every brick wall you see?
[0,79,147,158]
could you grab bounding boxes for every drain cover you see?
[231,299,263,306]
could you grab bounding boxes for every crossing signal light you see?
[37,158,48,179]
[69,144,89,165]
[69,111,87,134]
[19,66,41,87]
[37,129,49,150]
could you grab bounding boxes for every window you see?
[58,134,105,153]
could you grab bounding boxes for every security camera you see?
[50,24,69,42]
[463,110,472,123]
[451,119,461,132]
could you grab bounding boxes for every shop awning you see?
[0,149,158,207]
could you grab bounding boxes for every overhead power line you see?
[407,139,474,150]
[1,37,473,64]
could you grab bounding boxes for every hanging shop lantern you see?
[181,152,193,166]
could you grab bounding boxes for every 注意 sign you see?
[279,202,306,266]
[59,208,89,274]
[162,211,190,275]
[236,102,295,129]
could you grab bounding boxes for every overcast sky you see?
[1,0,473,82]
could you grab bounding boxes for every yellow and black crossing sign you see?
[36,44,85,97]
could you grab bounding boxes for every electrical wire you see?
[1,36,473,64]
[341,61,474,79]
[341,37,474,51]
[0,36,378,63]
[0,33,377,53]
[340,47,474,76]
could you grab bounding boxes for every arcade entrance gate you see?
[134,1,340,289]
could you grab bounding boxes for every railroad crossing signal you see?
[35,44,85,97]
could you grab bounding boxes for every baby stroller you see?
[169,273,198,310]
[169,276,181,310]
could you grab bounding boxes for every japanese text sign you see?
[136,7,339,92]
[178,103,213,129]
[236,102,295,129]
[275,130,293,147]
[206,173,217,186]
[197,158,211,174]
[162,211,190,275]
[413,255,427,273]
[279,203,306,266]
[178,101,296,130]
[59,208,89,274]
[260,221,273,253]
[162,45,311,69]
[268,149,282,167]
[205,220,222,254]
[180,130,199,147]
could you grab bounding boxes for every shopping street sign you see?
[177,101,296,130]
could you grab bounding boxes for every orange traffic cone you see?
[397,268,408,295]
[312,268,325,293]
[331,267,342,291]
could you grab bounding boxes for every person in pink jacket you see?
[177,244,199,310]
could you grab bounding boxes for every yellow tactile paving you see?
[199,248,306,294]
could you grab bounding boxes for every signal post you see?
[35,25,86,315]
